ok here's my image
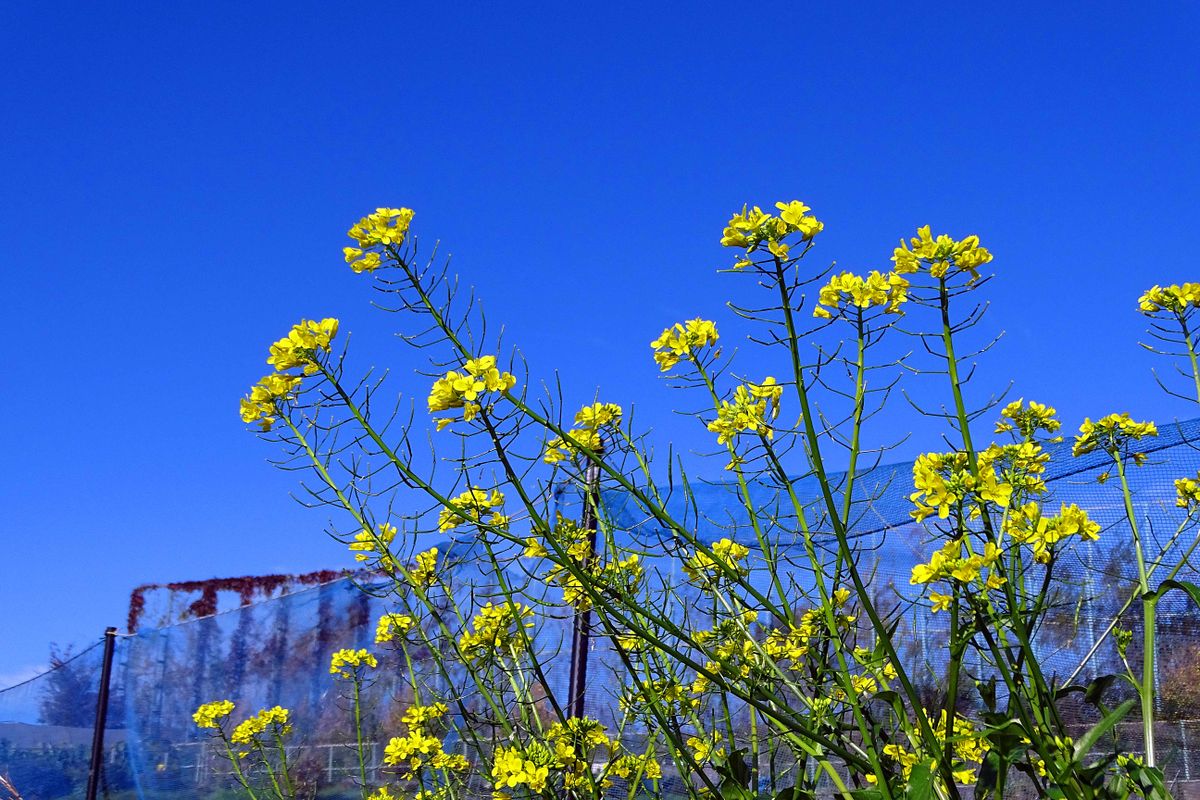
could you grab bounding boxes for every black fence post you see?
[566,457,602,719]
[85,627,118,800]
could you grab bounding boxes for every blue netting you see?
[5,418,1200,799]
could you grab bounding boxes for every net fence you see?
[5,419,1200,799]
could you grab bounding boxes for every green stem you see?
[1115,455,1156,767]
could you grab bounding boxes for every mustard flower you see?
[427,355,517,428]
[1072,413,1157,459]
[891,225,993,282]
[994,398,1061,439]
[720,200,822,270]
[437,487,506,533]
[230,706,291,745]
[458,602,535,664]
[683,537,750,583]
[375,612,415,643]
[239,373,302,431]
[349,522,397,563]
[407,546,439,589]
[1176,474,1200,509]
[812,270,909,319]
[707,378,782,449]
[491,746,551,794]
[650,318,719,372]
[1139,283,1200,316]
[265,318,338,375]
[329,648,378,678]
[543,402,621,463]
[193,700,235,730]
[910,449,1012,522]
[347,207,414,250]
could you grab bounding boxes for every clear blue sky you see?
[2,2,1198,685]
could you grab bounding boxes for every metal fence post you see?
[85,627,118,800]
[566,456,602,719]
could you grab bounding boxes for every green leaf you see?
[773,787,816,800]
[903,761,933,800]
[1150,578,1200,608]
[1071,698,1137,764]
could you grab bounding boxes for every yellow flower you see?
[427,355,517,427]
[230,706,291,745]
[683,537,751,582]
[650,318,719,372]
[329,648,378,678]
[459,602,535,664]
[994,398,1061,438]
[193,700,235,730]
[343,247,382,274]
[1073,413,1157,458]
[239,373,302,431]
[891,225,992,281]
[349,522,397,563]
[347,207,415,249]
[266,318,339,375]
[375,613,414,643]
[1139,283,1200,316]
[491,746,551,793]
[437,487,506,532]
[929,591,953,613]
[812,270,909,319]
[1176,474,1200,509]
[408,547,439,589]
[707,381,780,446]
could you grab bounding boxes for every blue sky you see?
[1,1,1199,685]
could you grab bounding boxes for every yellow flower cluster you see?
[982,441,1050,497]
[762,590,855,663]
[492,745,552,794]
[891,225,993,282]
[544,402,622,464]
[428,356,517,429]
[546,717,612,789]
[193,700,235,730]
[620,678,700,720]
[910,450,1012,523]
[707,378,782,449]
[812,271,909,319]
[608,752,663,780]
[523,517,643,610]
[401,702,448,729]
[240,318,338,431]
[375,612,415,643]
[383,702,464,776]
[719,201,824,267]
[383,732,463,776]
[910,538,1003,586]
[458,602,535,664]
[348,208,417,251]
[230,706,291,745]
[437,487,508,533]
[349,522,397,564]
[686,731,726,763]
[683,537,750,583]
[1005,502,1101,564]
[650,318,719,372]
[407,546,439,590]
[994,398,1061,439]
[1073,413,1157,459]
[1139,283,1200,316]
[872,712,988,788]
[1176,474,1200,509]
[329,648,378,678]
[267,318,339,374]
[239,374,302,432]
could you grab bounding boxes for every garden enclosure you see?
[5,418,1200,800]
